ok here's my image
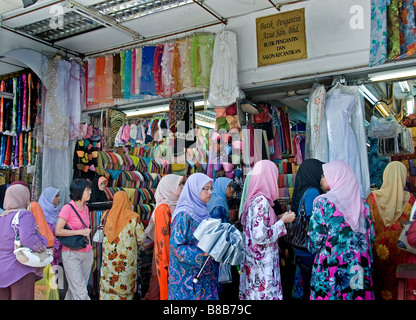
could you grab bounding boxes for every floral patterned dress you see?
[308,197,375,300]
[239,195,287,300]
[100,216,146,300]
[366,192,415,300]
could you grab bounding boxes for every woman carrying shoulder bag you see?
[0,184,48,300]
[55,179,93,300]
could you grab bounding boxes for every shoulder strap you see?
[68,203,88,229]
[299,188,312,211]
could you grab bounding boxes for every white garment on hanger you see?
[325,83,370,199]
[208,30,244,107]
[306,84,328,162]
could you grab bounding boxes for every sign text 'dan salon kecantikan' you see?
[256,8,307,67]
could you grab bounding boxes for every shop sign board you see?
[256,8,307,67]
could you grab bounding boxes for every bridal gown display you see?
[325,83,370,199]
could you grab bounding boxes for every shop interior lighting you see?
[358,85,390,117]
[123,104,169,116]
[66,0,143,40]
[399,80,411,93]
[407,94,415,115]
[15,0,193,42]
[369,67,416,82]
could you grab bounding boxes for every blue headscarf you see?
[172,173,213,223]
[207,177,232,214]
[38,187,60,227]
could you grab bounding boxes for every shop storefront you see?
[1,0,416,301]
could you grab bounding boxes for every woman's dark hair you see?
[70,178,92,201]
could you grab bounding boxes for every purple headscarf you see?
[38,187,61,227]
[171,173,213,223]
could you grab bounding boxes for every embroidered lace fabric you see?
[42,57,71,149]
[208,30,243,107]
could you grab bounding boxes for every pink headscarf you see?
[241,160,279,228]
[316,160,366,234]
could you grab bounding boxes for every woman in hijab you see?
[0,184,47,300]
[207,177,235,223]
[309,160,375,300]
[99,190,145,300]
[207,177,237,300]
[88,176,108,203]
[290,158,324,300]
[145,174,184,300]
[239,160,296,300]
[168,172,217,300]
[38,187,62,266]
[366,161,415,300]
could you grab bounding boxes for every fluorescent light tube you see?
[369,68,416,82]
[124,105,169,117]
[407,95,415,115]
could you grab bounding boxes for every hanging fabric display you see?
[191,33,215,88]
[387,0,401,60]
[140,46,157,96]
[370,0,416,66]
[208,30,242,107]
[0,71,40,169]
[305,84,328,162]
[369,0,389,67]
[169,98,195,157]
[160,41,177,98]
[325,83,370,199]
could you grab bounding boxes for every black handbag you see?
[57,204,89,250]
[288,191,310,250]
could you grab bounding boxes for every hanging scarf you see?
[104,190,138,243]
[315,160,366,234]
[172,172,212,223]
[372,161,411,227]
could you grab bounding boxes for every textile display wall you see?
[86,33,216,109]
[0,72,39,170]
[370,0,416,66]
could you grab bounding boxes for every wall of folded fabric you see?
[275,159,299,199]
[85,33,216,109]
[0,72,39,169]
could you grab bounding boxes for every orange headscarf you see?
[104,191,139,243]
[28,201,55,247]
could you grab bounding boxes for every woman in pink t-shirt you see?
[55,179,93,300]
